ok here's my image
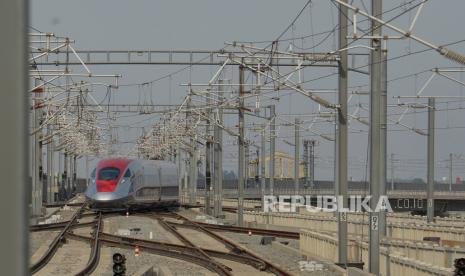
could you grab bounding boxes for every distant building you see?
[247,151,304,179]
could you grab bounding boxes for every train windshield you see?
[98,167,120,180]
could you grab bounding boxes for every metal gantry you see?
[26,2,465,273]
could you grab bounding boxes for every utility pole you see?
[184,158,189,204]
[40,121,45,204]
[255,147,260,187]
[304,140,316,188]
[68,153,72,198]
[196,156,201,197]
[303,140,309,188]
[205,88,212,215]
[369,0,382,273]
[379,42,388,237]
[390,153,395,191]
[68,154,73,197]
[61,150,65,201]
[294,118,300,195]
[269,105,276,197]
[32,85,43,216]
[73,155,77,194]
[47,128,54,204]
[176,146,182,203]
[336,0,349,266]
[261,125,266,211]
[309,141,315,188]
[238,63,245,226]
[65,153,70,198]
[213,80,224,218]
[427,98,435,223]
[205,139,212,214]
[63,152,68,200]
[86,155,89,188]
[449,153,453,191]
[187,86,197,206]
[189,146,197,205]
[245,143,250,188]
[58,147,63,201]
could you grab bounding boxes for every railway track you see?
[30,210,118,232]
[31,207,295,275]
[171,212,293,276]
[69,232,242,275]
[31,209,103,276]
[107,210,293,275]
[75,212,102,276]
[32,213,299,239]
[30,203,87,274]
[30,220,96,232]
[44,202,84,208]
[167,220,299,239]
[152,214,233,275]
[68,231,293,275]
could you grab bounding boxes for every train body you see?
[85,158,179,210]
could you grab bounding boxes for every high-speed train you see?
[85,158,179,210]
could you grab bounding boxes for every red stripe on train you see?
[96,159,132,192]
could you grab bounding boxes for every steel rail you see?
[166,220,299,239]
[75,212,102,276]
[30,210,150,232]
[68,232,235,276]
[100,233,232,276]
[43,202,85,208]
[30,203,86,274]
[30,210,130,232]
[30,220,96,232]
[173,212,293,276]
[30,221,69,231]
[67,232,268,272]
[147,214,233,275]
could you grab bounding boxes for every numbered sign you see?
[371,216,379,231]
[340,212,347,222]
[428,199,433,208]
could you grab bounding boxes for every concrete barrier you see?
[198,196,465,227]
[347,267,375,276]
[243,211,465,242]
[298,208,465,228]
[300,229,455,276]
[196,196,260,209]
[300,230,359,263]
[385,239,465,268]
[388,254,453,276]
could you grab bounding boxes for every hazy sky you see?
[31,0,465,181]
